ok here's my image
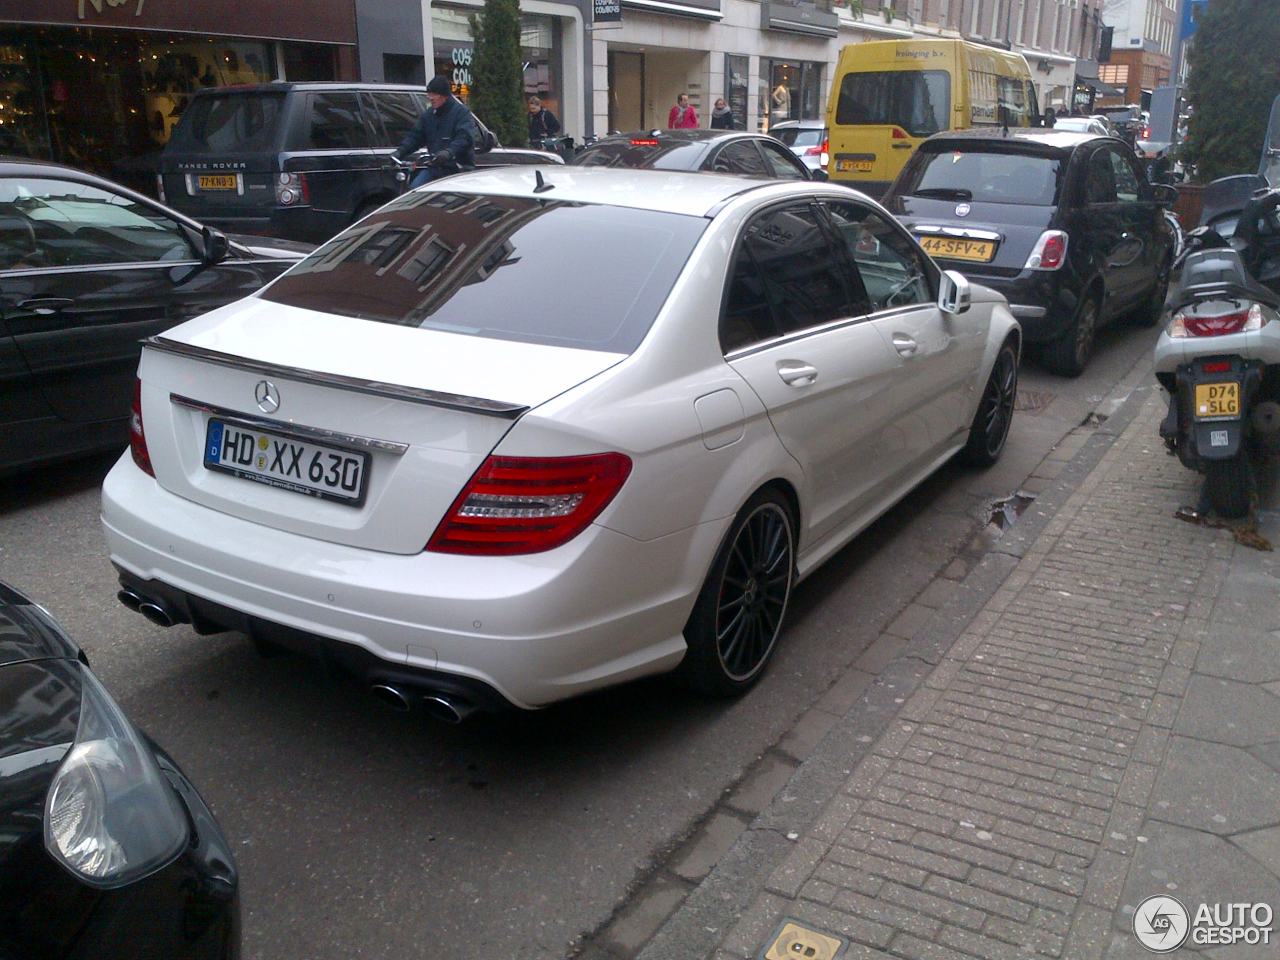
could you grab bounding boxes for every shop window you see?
[306,93,369,150]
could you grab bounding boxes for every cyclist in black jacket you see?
[395,76,478,187]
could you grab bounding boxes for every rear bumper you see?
[102,455,722,709]
[948,269,1076,344]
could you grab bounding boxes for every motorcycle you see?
[1155,175,1280,517]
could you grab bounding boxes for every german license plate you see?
[917,236,997,262]
[1194,382,1240,419]
[837,159,874,173]
[198,174,238,190]
[203,419,369,505]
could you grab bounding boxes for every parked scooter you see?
[1155,175,1280,516]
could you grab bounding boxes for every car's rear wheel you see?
[680,490,795,697]
[1043,292,1100,378]
[1131,257,1171,327]
[959,340,1018,467]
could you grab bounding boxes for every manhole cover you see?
[1016,390,1054,414]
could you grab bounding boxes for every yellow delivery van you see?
[826,39,1040,197]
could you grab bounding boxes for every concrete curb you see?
[632,377,1162,960]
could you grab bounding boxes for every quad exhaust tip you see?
[116,589,143,612]
[118,589,176,628]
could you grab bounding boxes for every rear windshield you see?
[773,128,823,148]
[835,71,950,138]
[259,191,707,353]
[902,147,1064,206]
[572,139,708,170]
[168,93,284,154]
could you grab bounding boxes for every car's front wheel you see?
[680,490,795,697]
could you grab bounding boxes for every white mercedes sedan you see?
[101,167,1019,718]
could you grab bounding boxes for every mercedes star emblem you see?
[255,380,280,414]
[955,202,972,218]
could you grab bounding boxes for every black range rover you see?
[883,129,1177,375]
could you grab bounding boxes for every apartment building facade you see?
[1100,0,1180,105]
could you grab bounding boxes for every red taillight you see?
[630,138,659,147]
[803,144,823,156]
[1169,303,1266,338]
[130,378,154,477]
[426,453,632,556]
[1025,231,1069,270]
[891,127,909,140]
[275,172,310,207]
[1142,126,1152,139]
[1202,361,1232,373]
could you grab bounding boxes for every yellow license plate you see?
[837,159,874,173]
[1194,382,1240,419]
[917,236,996,263]
[198,174,238,190]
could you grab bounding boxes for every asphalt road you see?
[0,324,1160,960]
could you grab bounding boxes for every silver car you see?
[770,120,828,177]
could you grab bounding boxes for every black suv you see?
[883,129,1176,375]
[159,83,556,244]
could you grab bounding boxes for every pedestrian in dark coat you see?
[394,76,478,187]
[709,98,735,130]
[528,96,561,144]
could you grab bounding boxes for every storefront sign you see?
[592,0,622,27]
[0,0,359,44]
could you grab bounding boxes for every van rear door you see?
[828,67,951,195]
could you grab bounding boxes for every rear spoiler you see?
[141,336,530,419]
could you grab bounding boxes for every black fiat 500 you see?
[0,580,238,959]
[883,129,1177,376]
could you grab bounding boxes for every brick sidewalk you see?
[651,394,1280,960]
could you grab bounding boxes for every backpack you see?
[474,116,500,154]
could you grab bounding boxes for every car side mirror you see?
[938,269,971,315]
[201,225,229,265]
[1152,183,1178,207]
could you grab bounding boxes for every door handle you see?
[776,360,819,386]
[892,333,918,357]
[18,297,74,315]
[891,143,913,150]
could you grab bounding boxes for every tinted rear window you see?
[572,139,708,170]
[259,191,707,353]
[169,93,284,154]
[903,147,1064,206]
[835,71,950,138]
[774,129,823,148]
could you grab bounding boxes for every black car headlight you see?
[43,665,189,888]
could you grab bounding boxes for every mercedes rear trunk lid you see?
[137,299,626,555]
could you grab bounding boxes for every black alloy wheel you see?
[680,491,795,696]
[960,341,1018,467]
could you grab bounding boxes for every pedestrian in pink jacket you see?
[668,94,699,129]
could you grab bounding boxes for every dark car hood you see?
[226,234,314,259]
[0,585,80,668]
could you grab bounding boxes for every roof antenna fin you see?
[533,169,555,194]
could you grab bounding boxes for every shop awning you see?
[623,0,723,20]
